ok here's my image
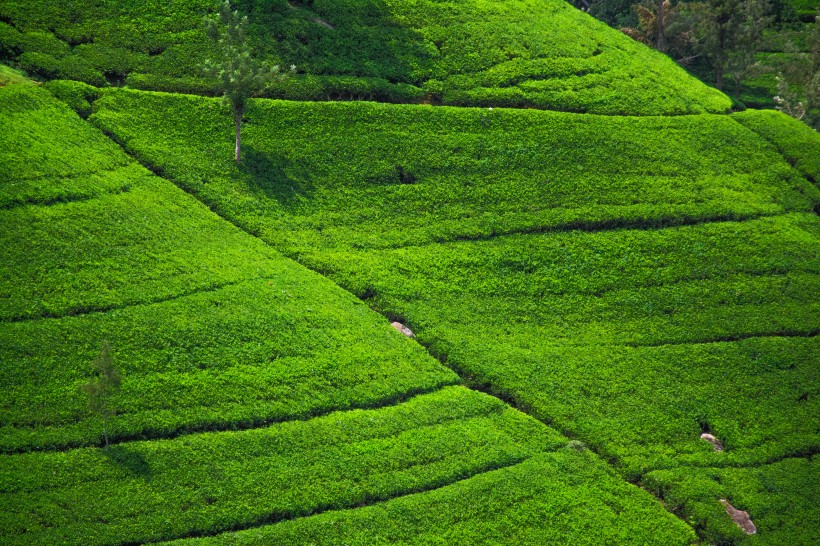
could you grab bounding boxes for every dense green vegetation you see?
[0,0,730,114]
[0,72,703,544]
[163,450,697,546]
[0,0,817,542]
[732,109,820,184]
[87,87,820,543]
[89,89,818,258]
[645,457,819,545]
[0,83,456,453]
[0,387,696,545]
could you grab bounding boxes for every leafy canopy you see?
[203,0,291,116]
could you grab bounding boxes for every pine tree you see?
[81,341,121,448]
[203,0,293,162]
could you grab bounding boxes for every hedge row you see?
[162,451,697,546]
[0,85,129,184]
[87,90,819,258]
[732,109,820,185]
[0,387,566,545]
[0,177,289,321]
[0,0,730,114]
[0,278,457,452]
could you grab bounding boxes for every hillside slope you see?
[89,88,820,544]
[0,0,730,114]
[0,77,698,544]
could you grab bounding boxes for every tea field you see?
[1,0,818,543]
[86,87,820,544]
[0,0,729,114]
[0,73,699,544]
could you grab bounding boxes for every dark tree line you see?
[572,0,818,125]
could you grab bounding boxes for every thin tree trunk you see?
[656,1,665,52]
[234,107,242,163]
[103,411,109,448]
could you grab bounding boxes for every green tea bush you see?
[0,85,456,453]
[161,452,697,546]
[644,458,819,545]
[44,79,99,118]
[89,89,820,543]
[0,85,130,185]
[0,276,458,452]
[732,109,820,185]
[0,388,567,544]
[89,90,818,258]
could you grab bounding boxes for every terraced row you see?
[86,88,820,544]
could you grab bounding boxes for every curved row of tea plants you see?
[0,0,729,114]
[162,449,697,546]
[87,88,818,260]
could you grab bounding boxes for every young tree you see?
[81,341,121,448]
[203,1,293,162]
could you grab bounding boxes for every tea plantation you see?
[1,0,819,544]
[0,74,701,544]
[85,87,820,544]
[0,0,729,114]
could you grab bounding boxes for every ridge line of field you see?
[673,449,820,473]
[1,383,461,455]
[0,276,268,324]
[136,455,536,546]
[0,184,132,210]
[353,269,810,304]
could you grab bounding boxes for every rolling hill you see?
[1,0,818,544]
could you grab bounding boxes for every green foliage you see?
[645,457,819,545]
[732,108,820,184]
[89,88,820,543]
[0,84,457,453]
[89,89,818,258]
[203,1,287,114]
[0,63,30,86]
[160,451,696,546]
[0,387,576,545]
[0,0,730,114]
[203,1,293,161]
[44,79,99,117]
